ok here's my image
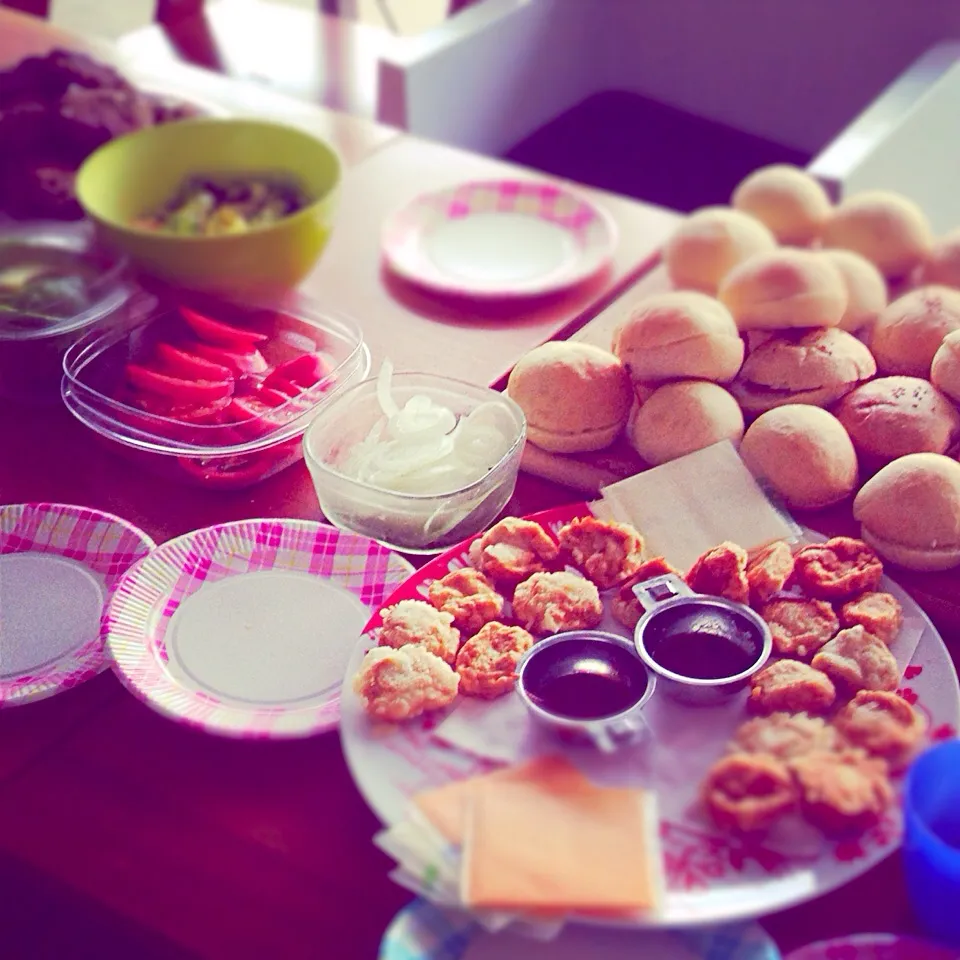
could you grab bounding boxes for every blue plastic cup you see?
[903,739,960,947]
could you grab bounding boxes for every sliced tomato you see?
[179,306,269,348]
[153,342,234,382]
[265,353,328,388]
[125,364,235,404]
[226,396,283,439]
[193,342,268,377]
[255,385,299,407]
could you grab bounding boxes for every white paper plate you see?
[381,179,618,298]
[103,518,413,738]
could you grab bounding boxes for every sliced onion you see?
[376,359,400,418]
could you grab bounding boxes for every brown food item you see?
[611,557,683,630]
[427,568,504,634]
[923,227,960,289]
[611,290,744,383]
[739,406,859,510]
[749,660,837,715]
[506,342,633,453]
[839,592,904,645]
[731,164,832,246]
[833,691,925,769]
[834,376,960,464]
[378,599,461,665]
[511,571,603,636]
[626,381,745,466]
[811,625,900,693]
[685,541,749,604]
[821,190,933,279]
[663,206,777,294]
[702,753,798,833]
[869,286,960,377]
[746,541,795,605]
[717,248,848,330]
[761,597,839,659]
[455,622,534,699]
[854,453,960,571]
[793,537,883,601]
[789,750,893,835]
[353,645,459,722]
[556,516,645,590]
[822,248,888,333]
[468,517,559,586]
[732,712,846,761]
[930,328,960,404]
[730,327,876,413]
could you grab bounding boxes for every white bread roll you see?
[731,164,832,246]
[821,248,888,333]
[854,453,960,571]
[821,190,933,279]
[663,206,777,294]
[626,380,744,466]
[740,405,858,509]
[506,342,633,453]
[869,285,960,377]
[924,228,960,289]
[611,290,744,384]
[834,376,960,463]
[931,329,960,402]
[718,249,847,330]
[731,327,876,414]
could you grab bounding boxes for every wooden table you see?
[0,12,950,959]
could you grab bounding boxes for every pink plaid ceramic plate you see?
[785,933,959,959]
[103,518,414,738]
[0,503,156,707]
[381,179,618,298]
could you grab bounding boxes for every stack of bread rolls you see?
[506,164,960,571]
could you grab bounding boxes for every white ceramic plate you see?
[381,179,618,298]
[0,502,155,706]
[104,518,413,738]
[341,501,960,928]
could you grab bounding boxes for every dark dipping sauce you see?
[643,606,761,680]
[523,637,648,720]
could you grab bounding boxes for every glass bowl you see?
[302,372,526,554]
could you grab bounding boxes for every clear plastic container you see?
[0,221,133,404]
[62,292,369,489]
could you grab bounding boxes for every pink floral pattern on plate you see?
[0,502,156,707]
[340,501,960,927]
[381,179,618,298]
[103,518,413,739]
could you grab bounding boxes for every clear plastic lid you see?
[0,221,131,341]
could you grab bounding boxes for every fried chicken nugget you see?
[378,599,461,665]
[611,557,683,630]
[833,691,925,769]
[686,541,750,604]
[761,596,839,659]
[511,570,603,635]
[353,645,459,722]
[811,625,900,693]
[789,750,893,835]
[746,541,795,605]
[732,712,846,761]
[702,753,798,833]
[839,591,904,646]
[455,622,534,699]
[556,516,645,590]
[749,660,837,715]
[793,537,884,601]
[468,517,559,585]
[427,567,504,634]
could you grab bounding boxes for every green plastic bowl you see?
[75,118,341,297]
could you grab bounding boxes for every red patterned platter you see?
[339,502,960,927]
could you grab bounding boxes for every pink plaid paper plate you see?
[381,179,618,298]
[0,503,156,707]
[102,518,414,738]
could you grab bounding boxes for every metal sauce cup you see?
[632,574,772,706]
[516,630,656,752]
